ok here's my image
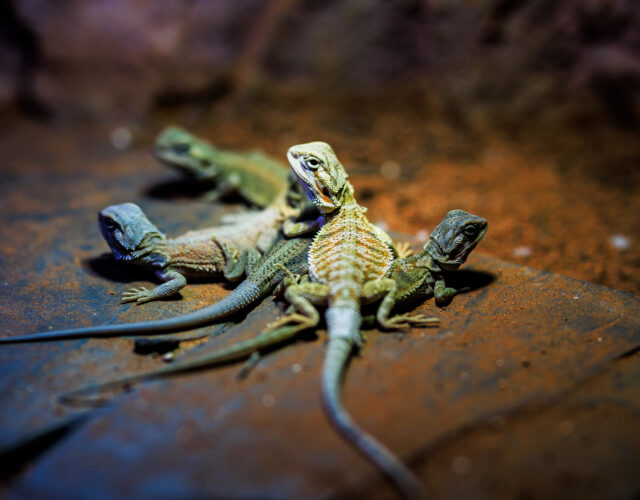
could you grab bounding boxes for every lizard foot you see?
[280,204,301,220]
[275,263,302,286]
[120,287,156,305]
[380,313,440,330]
[395,241,414,259]
[265,313,313,332]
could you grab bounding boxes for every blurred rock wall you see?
[1,0,638,126]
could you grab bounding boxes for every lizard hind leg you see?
[266,282,328,332]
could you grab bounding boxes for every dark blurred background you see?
[0,0,638,293]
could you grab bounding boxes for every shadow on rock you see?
[82,254,155,284]
[0,415,90,481]
[444,269,496,293]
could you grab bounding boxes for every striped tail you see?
[322,335,425,499]
[0,281,262,344]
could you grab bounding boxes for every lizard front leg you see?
[434,277,470,306]
[364,278,439,329]
[120,269,188,305]
[202,172,242,202]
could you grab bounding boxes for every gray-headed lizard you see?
[0,232,313,344]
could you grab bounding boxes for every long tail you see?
[0,281,263,344]
[59,323,305,403]
[323,307,425,499]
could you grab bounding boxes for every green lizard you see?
[0,231,313,344]
[154,126,296,208]
[58,209,488,495]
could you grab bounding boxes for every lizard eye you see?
[102,216,118,231]
[304,157,320,170]
[171,143,191,155]
[463,224,478,237]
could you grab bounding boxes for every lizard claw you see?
[120,287,155,305]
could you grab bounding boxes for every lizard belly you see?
[309,211,393,294]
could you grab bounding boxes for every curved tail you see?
[0,281,262,344]
[322,336,425,499]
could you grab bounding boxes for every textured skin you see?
[0,234,313,344]
[153,126,291,208]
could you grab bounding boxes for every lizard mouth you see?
[288,157,339,212]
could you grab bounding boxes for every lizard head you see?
[426,209,488,271]
[287,141,348,213]
[98,203,165,261]
[153,126,220,179]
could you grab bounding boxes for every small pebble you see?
[452,456,473,475]
[512,246,532,258]
[163,352,175,363]
[609,234,631,250]
[262,394,275,407]
[291,363,302,373]
[597,337,603,342]
[110,127,133,150]
[379,161,401,180]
